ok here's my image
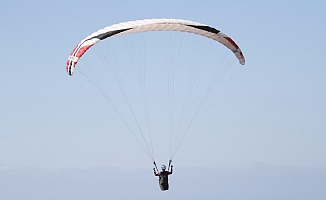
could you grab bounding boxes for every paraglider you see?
[66,18,245,191]
[153,160,173,191]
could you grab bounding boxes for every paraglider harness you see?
[153,160,173,191]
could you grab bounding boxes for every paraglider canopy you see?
[66,19,245,76]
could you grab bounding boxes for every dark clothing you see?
[158,171,170,190]
[154,168,172,191]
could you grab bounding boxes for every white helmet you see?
[161,165,166,170]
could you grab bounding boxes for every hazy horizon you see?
[1,0,325,199]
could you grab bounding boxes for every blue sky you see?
[0,0,326,199]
